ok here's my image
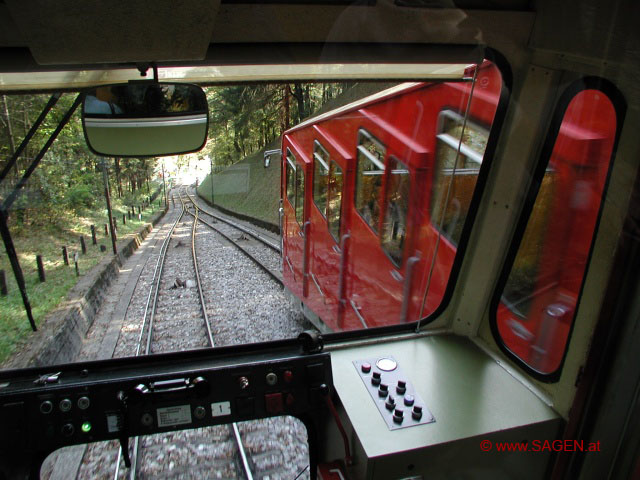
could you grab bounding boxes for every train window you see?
[295,160,305,226]
[381,157,410,266]
[355,129,386,233]
[313,141,330,217]
[493,85,619,376]
[430,110,489,246]
[286,149,296,208]
[327,160,344,242]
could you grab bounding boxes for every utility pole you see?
[209,156,215,205]
[102,159,117,255]
[162,161,167,208]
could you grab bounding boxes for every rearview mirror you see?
[263,149,281,168]
[82,82,208,157]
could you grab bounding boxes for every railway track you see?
[183,190,283,286]
[67,186,312,480]
[110,189,255,480]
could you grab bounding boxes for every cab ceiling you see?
[0,0,534,73]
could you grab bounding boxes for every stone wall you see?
[4,210,165,369]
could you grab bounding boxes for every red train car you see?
[280,61,616,377]
[281,61,503,332]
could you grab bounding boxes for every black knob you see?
[393,408,404,424]
[412,405,423,420]
[396,380,407,395]
[61,423,75,437]
[385,396,395,410]
[40,400,53,414]
[404,394,415,406]
[361,362,371,374]
[371,371,381,386]
[378,384,388,398]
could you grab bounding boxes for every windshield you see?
[0,63,505,370]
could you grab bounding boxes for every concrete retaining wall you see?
[4,209,166,369]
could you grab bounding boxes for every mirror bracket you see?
[136,62,159,82]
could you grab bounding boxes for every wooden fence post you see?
[36,255,45,282]
[0,270,7,296]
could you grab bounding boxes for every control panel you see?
[353,356,434,430]
[0,343,332,476]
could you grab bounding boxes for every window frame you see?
[354,128,386,234]
[326,159,344,244]
[380,155,411,268]
[489,76,627,382]
[430,109,489,247]
[312,140,330,219]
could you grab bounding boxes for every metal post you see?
[91,225,97,245]
[36,255,45,282]
[0,94,80,334]
[0,94,61,183]
[2,95,82,212]
[101,160,117,255]
[0,209,36,331]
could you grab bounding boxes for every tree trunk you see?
[114,157,123,197]
[1,95,17,178]
[282,85,290,134]
[292,82,305,123]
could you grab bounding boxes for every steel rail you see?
[185,190,280,253]
[189,199,215,347]
[184,199,283,287]
[112,190,185,480]
[182,189,255,480]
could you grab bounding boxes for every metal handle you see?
[311,273,325,298]
[400,256,420,323]
[350,299,369,329]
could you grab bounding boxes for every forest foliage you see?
[0,82,348,229]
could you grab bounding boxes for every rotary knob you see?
[371,371,381,386]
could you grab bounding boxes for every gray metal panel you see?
[5,0,220,65]
[329,334,561,478]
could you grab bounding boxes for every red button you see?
[283,370,294,383]
[286,393,295,407]
[265,393,284,414]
